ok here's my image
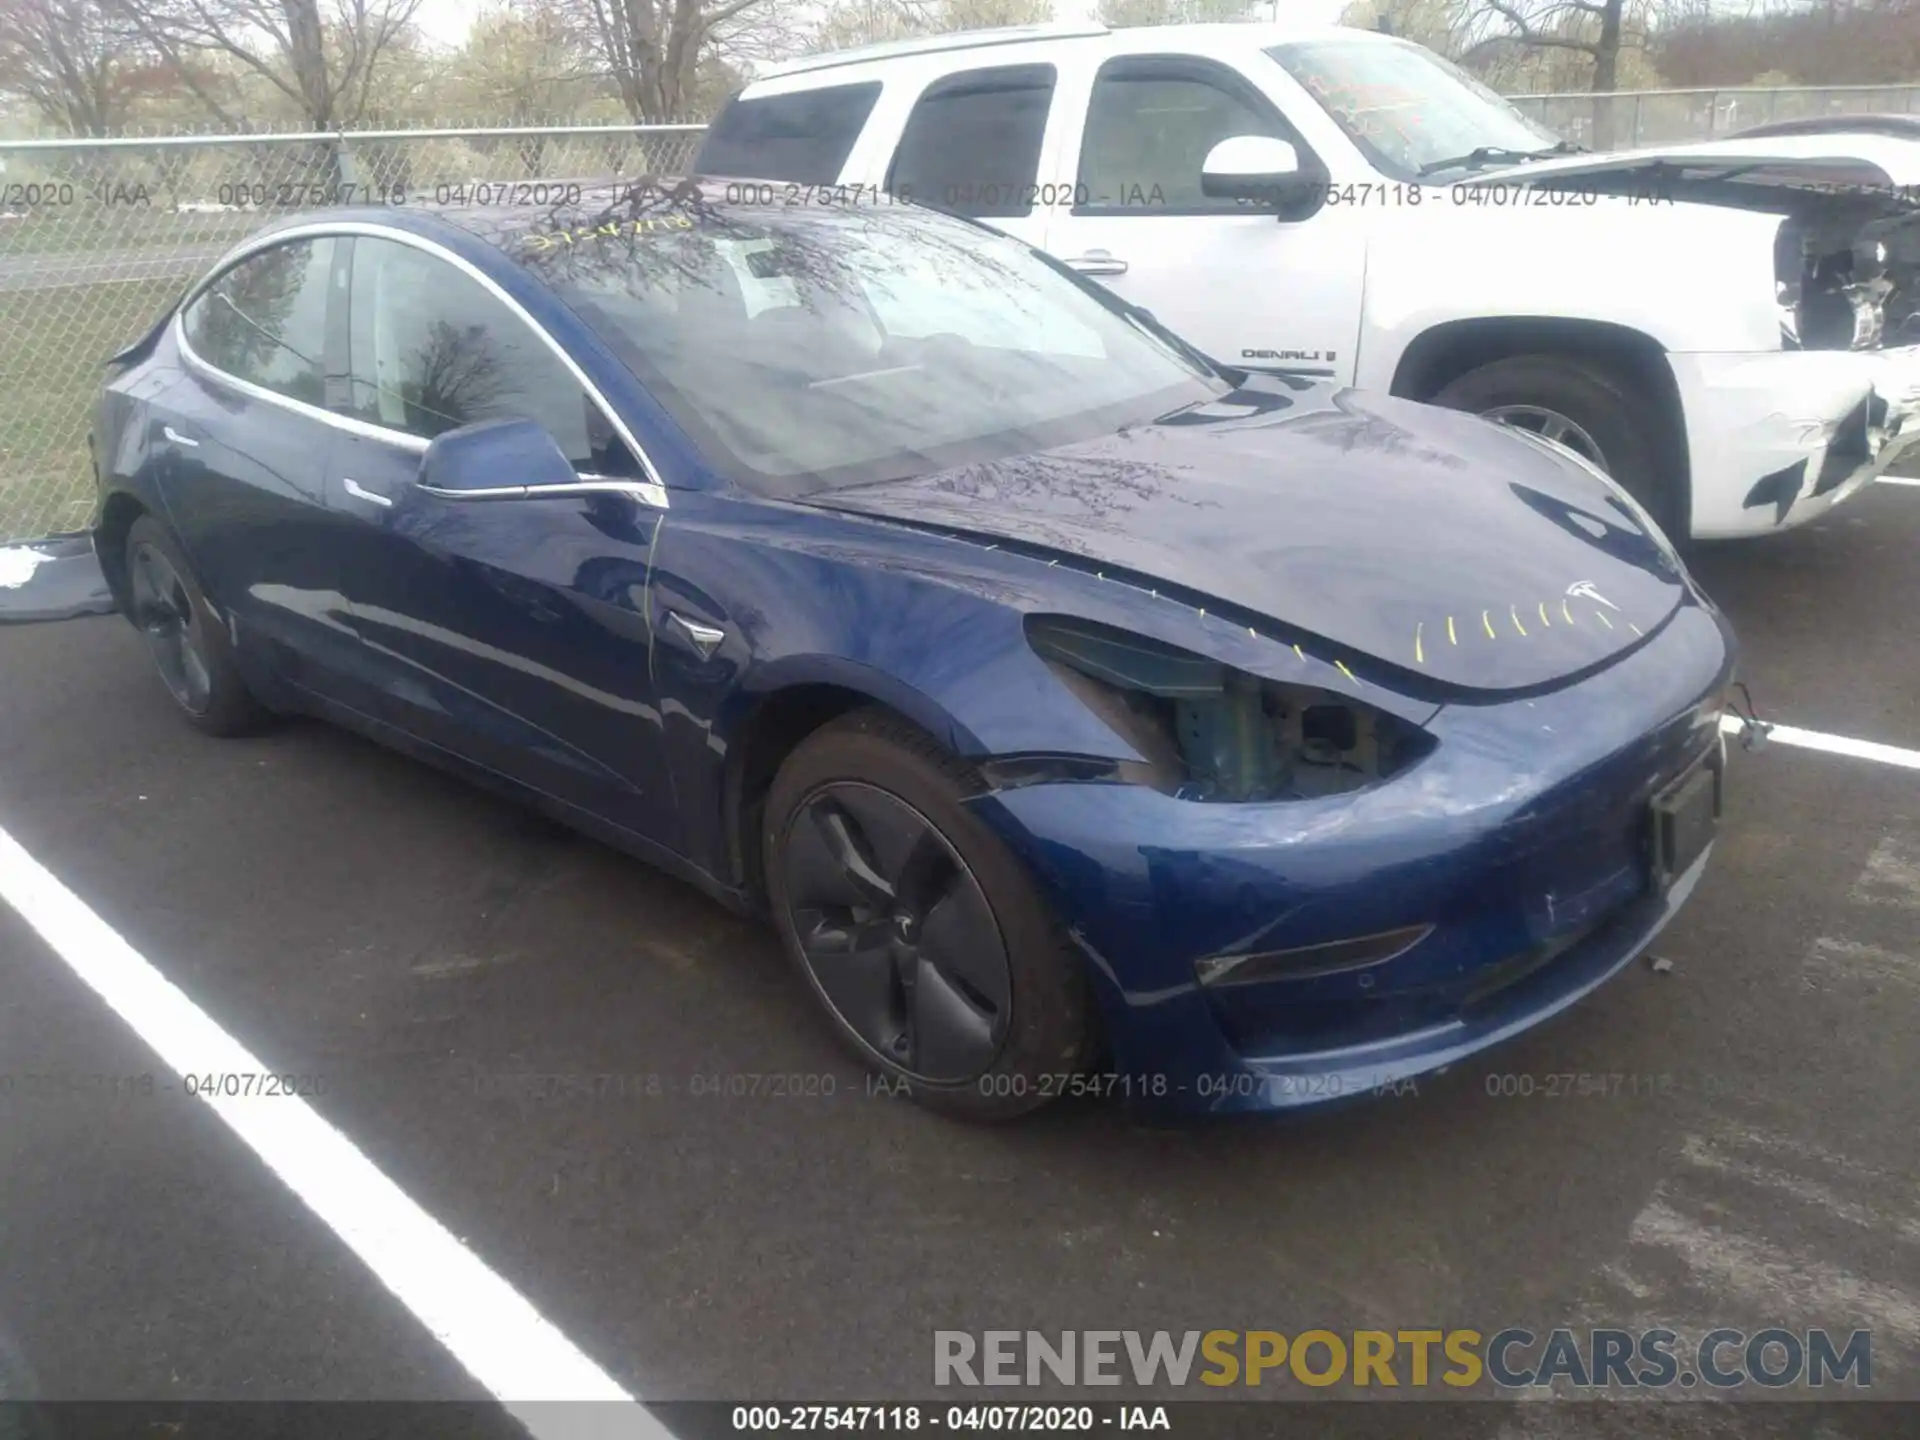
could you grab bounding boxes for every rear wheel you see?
[762,708,1092,1121]
[1430,353,1687,541]
[125,515,265,736]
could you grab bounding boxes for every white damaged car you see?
[698,20,1920,541]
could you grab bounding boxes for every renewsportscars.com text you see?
[934,1328,1872,1391]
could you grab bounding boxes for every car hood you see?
[1467,133,1920,216]
[802,382,1691,696]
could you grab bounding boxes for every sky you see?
[407,0,1355,48]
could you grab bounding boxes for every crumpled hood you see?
[804,382,1692,695]
[1464,132,1920,216]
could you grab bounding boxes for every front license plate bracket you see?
[1649,752,1721,893]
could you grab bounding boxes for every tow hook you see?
[1728,680,1774,752]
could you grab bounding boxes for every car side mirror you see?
[415,417,577,500]
[1201,135,1314,210]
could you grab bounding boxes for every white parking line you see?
[1880,476,1920,488]
[1721,714,1920,771]
[0,822,668,1438]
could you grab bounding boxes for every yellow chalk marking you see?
[1447,616,1457,646]
[1510,604,1527,638]
[1414,623,1425,665]
[1538,601,1552,628]
[1292,643,1305,660]
[1335,659,1356,682]
[1562,598,1577,625]
[1594,610,1614,630]
[1482,610,1496,640]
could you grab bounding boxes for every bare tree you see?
[563,0,788,122]
[1654,0,1920,88]
[0,0,145,135]
[1465,2,1648,92]
[108,0,425,130]
[1098,0,1257,25]
[1337,0,1482,56]
[809,0,1049,52]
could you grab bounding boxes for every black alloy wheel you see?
[763,708,1092,1120]
[123,514,265,736]
[129,537,213,717]
[780,782,1012,1084]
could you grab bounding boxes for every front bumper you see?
[1672,343,1920,539]
[967,601,1735,1116]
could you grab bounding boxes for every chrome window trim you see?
[416,477,667,503]
[173,221,671,509]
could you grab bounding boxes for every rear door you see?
[871,62,1066,252]
[324,232,679,848]
[154,235,366,682]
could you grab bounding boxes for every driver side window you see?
[345,237,634,474]
[1077,59,1304,214]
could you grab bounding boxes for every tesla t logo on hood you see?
[1566,580,1620,610]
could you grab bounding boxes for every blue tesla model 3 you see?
[89,179,1733,1119]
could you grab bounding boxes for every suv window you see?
[181,238,336,404]
[696,82,882,184]
[886,64,1055,219]
[345,237,632,472]
[1077,58,1303,214]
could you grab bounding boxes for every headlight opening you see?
[1026,615,1432,803]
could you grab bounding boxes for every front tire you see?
[125,515,265,736]
[1430,353,1687,541]
[762,708,1092,1121]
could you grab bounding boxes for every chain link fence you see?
[0,125,704,544]
[4,88,1919,543]
[1508,83,1920,150]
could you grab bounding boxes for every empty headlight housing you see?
[1026,615,1432,802]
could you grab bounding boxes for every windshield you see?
[1266,38,1564,181]
[515,195,1224,496]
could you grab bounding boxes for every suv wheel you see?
[1431,353,1687,541]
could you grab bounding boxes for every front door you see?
[324,233,679,851]
[1040,54,1368,385]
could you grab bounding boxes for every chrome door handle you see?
[342,476,393,508]
[666,611,726,659]
[1064,251,1128,276]
[162,425,199,448]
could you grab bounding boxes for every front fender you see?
[1354,199,1784,391]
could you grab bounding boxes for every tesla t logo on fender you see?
[1566,580,1619,611]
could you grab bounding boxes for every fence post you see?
[333,132,359,192]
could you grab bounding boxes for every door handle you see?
[162,425,199,448]
[666,610,726,659]
[342,476,393,508]
[1064,251,1128,276]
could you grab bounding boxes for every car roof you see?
[749,20,1380,87]
[230,176,977,271]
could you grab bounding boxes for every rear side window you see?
[181,238,336,405]
[696,82,882,184]
[886,64,1056,219]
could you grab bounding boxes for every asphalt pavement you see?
[3,482,1920,1436]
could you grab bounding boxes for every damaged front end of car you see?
[1467,137,1920,535]
[1775,200,1920,353]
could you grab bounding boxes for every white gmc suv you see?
[696,20,1920,541]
